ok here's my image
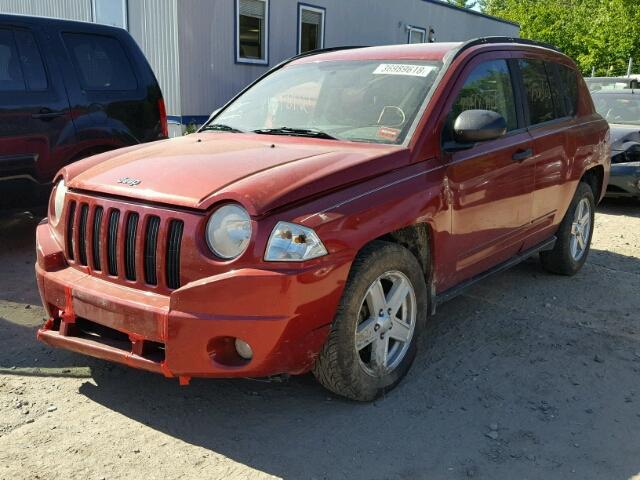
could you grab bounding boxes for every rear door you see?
[515,55,577,249]
[0,23,75,186]
[439,52,535,285]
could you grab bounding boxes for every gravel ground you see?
[0,199,639,480]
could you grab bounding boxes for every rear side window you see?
[0,28,25,91]
[447,59,518,134]
[556,64,579,117]
[14,29,47,91]
[63,33,137,91]
[518,59,555,125]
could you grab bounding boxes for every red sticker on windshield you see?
[377,127,401,141]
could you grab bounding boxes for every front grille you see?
[65,199,184,290]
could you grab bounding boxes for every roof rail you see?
[287,45,367,63]
[452,36,562,60]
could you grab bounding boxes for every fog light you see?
[234,338,253,360]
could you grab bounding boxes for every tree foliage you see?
[480,0,640,76]
[445,0,477,8]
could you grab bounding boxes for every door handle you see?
[512,148,533,162]
[32,109,65,120]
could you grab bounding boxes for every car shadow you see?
[597,197,640,217]
[76,250,640,479]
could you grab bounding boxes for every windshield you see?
[593,93,640,125]
[210,60,442,144]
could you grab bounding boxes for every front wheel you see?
[540,182,595,275]
[313,241,428,401]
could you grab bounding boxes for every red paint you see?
[35,42,609,381]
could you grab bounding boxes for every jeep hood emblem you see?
[118,177,141,186]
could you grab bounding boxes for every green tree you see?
[480,0,640,76]
[445,0,477,9]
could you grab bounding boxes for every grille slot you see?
[165,220,184,289]
[92,207,103,271]
[107,210,120,276]
[124,213,139,281]
[78,204,89,266]
[144,216,160,286]
[66,201,76,260]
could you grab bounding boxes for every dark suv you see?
[0,14,167,212]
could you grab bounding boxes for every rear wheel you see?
[540,182,595,275]
[313,241,427,401]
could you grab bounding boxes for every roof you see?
[291,42,462,64]
[291,37,564,65]
[591,89,637,96]
[0,13,125,32]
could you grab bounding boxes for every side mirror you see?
[453,109,507,144]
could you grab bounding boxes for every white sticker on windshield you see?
[373,64,435,77]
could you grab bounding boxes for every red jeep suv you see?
[35,38,609,401]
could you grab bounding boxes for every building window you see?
[236,0,269,65]
[92,0,128,29]
[298,4,325,54]
[407,26,426,44]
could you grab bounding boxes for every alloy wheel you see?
[355,270,417,376]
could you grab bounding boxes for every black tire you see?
[540,182,595,276]
[312,241,428,401]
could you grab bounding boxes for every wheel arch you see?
[370,222,436,314]
[581,165,605,203]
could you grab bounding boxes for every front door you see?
[439,53,535,286]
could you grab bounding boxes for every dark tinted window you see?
[447,59,518,137]
[63,33,137,90]
[14,30,47,91]
[519,59,555,125]
[0,29,26,91]
[557,64,579,116]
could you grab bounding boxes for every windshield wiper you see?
[252,127,337,140]
[200,123,244,133]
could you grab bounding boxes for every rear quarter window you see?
[556,64,579,117]
[63,32,137,91]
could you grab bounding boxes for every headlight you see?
[205,204,252,259]
[49,179,67,227]
[264,222,327,261]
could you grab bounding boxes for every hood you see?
[609,124,640,150]
[64,133,407,215]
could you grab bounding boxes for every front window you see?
[236,0,269,64]
[210,60,441,145]
[593,93,640,125]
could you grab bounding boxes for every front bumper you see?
[606,162,640,198]
[36,221,350,380]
